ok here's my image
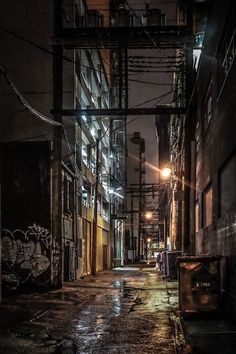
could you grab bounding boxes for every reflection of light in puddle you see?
[112,295,122,316]
[76,322,90,331]
[96,318,106,326]
[73,291,123,346]
[112,280,123,289]
[110,280,123,316]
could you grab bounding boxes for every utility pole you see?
[183,0,194,254]
[91,138,100,275]
[131,191,135,263]
[0,184,2,303]
[52,0,63,287]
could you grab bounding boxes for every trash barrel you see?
[161,250,168,277]
[178,255,221,315]
[166,251,183,280]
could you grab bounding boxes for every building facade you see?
[0,0,126,295]
[166,0,236,318]
[190,0,236,318]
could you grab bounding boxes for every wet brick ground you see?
[0,265,178,354]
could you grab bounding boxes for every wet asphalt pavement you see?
[0,265,179,354]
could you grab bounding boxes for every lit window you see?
[195,202,199,233]
[193,49,202,70]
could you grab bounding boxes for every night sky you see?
[127,0,177,183]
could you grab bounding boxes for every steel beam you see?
[54,25,190,49]
[51,106,186,117]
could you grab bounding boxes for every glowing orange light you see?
[161,167,171,179]
[145,212,152,219]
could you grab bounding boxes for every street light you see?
[161,167,171,179]
[145,212,152,219]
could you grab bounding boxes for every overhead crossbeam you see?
[51,106,186,117]
[54,25,190,49]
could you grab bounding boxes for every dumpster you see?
[178,256,221,315]
[166,251,183,280]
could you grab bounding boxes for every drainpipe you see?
[52,0,63,287]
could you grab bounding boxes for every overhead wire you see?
[0,24,177,89]
[0,2,179,176]
[129,69,176,73]
[0,66,175,169]
[128,54,184,59]
[0,69,172,150]
[0,66,84,178]
[0,25,112,79]
[129,64,180,69]
[124,0,177,76]
[128,79,173,86]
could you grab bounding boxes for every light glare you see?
[161,167,171,178]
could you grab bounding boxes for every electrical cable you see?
[0,25,112,79]
[128,79,173,86]
[129,64,180,69]
[0,9,183,204]
[124,0,178,77]
[64,87,174,160]
[0,66,62,127]
[0,68,173,155]
[132,90,172,108]
[129,54,185,59]
[0,24,177,90]
[129,69,177,73]
[124,0,158,48]
[0,66,84,178]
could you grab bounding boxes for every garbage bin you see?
[178,255,221,315]
[166,251,183,280]
[161,250,168,277]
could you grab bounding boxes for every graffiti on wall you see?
[1,224,52,289]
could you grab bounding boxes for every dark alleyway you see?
[0,265,178,354]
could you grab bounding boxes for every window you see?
[203,185,212,227]
[219,153,236,217]
[63,177,73,214]
[195,120,200,153]
[221,29,236,79]
[82,181,91,207]
[218,28,236,96]
[204,81,213,129]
